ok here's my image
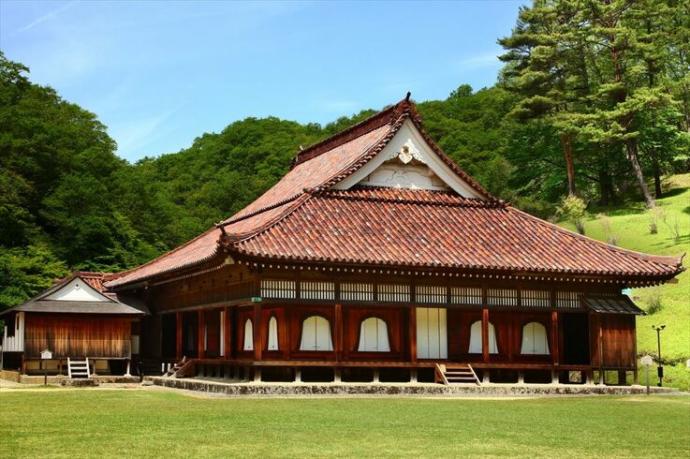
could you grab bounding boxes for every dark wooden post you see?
[253,303,262,361]
[223,306,231,360]
[551,310,559,366]
[482,307,489,363]
[197,310,205,359]
[176,312,183,360]
[334,303,343,362]
[409,306,417,363]
[507,313,514,362]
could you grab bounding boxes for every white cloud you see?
[109,107,181,159]
[15,1,77,34]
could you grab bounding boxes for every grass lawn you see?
[560,174,690,390]
[1,389,689,458]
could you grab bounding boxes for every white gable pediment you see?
[334,120,483,198]
[45,277,109,302]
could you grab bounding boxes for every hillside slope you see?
[561,174,690,390]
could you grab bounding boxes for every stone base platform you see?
[150,376,677,397]
[0,370,139,385]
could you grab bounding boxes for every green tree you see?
[499,0,591,197]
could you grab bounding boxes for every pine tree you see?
[499,0,591,197]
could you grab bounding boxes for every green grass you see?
[560,174,690,390]
[0,389,689,458]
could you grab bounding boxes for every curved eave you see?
[105,249,226,291]
[227,251,684,287]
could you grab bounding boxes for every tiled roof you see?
[105,98,683,289]
[105,228,223,288]
[231,187,682,280]
[1,272,148,316]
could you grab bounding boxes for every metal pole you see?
[653,325,665,387]
[657,328,661,387]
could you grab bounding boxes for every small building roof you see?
[584,295,646,315]
[1,273,147,316]
[105,98,684,289]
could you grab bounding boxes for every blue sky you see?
[0,1,524,162]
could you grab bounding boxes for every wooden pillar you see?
[253,303,262,361]
[481,307,489,363]
[176,312,183,360]
[551,310,559,366]
[223,306,231,359]
[197,310,205,359]
[507,314,515,362]
[334,303,343,362]
[409,306,417,363]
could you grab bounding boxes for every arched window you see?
[299,315,333,351]
[267,316,279,351]
[357,317,390,352]
[243,318,253,351]
[468,321,498,354]
[520,322,550,355]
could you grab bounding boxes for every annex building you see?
[1,97,683,386]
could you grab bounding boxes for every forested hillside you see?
[1,0,689,311]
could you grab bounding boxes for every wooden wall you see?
[590,314,636,369]
[233,305,409,361]
[152,264,257,313]
[24,314,132,358]
[144,266,637,368]
[447,309,555,363]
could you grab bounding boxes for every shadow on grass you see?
[649,235,690,249]
[658,186,689,199]
[587,202,648,218]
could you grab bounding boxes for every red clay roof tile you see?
[231,187,682,279]
[105,99,683,289]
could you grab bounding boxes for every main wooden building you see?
[2,98,683,385]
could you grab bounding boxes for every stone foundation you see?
[150,376,677,397]
[0,370,139,385]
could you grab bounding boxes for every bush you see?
[646,290,663,315]
[557,195,587,235]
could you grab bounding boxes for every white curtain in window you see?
[468,321,498,354]
[299,316,333,351]
[357,317,390,352]
[520,322,550,355]
[267,316,279,351]
[243,318,254,351]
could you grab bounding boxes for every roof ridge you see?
[291,98,410,168]
[314,187,502,208]
[218,193,302,227]
[310,102,499,202]
[224,193,314,246]
[403,103,495,201]
[506,206,685,270]
[314,111,409,191]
